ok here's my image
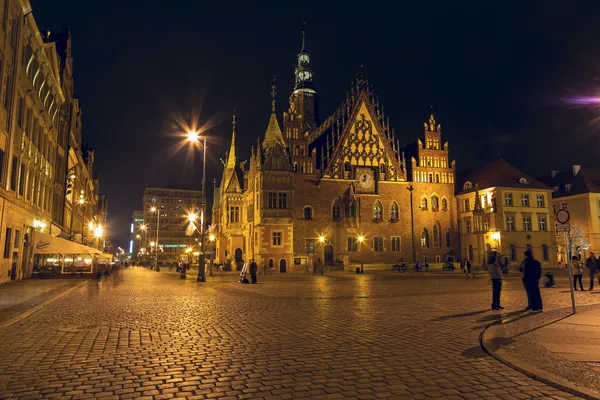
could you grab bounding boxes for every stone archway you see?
[324,245,334,266]
[234,248,243,271]
[279,259,287,273]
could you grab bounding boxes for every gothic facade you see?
[212,40,458,272]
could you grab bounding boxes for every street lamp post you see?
[407,185,416,263]
[187,130,208,283]
[151,200,160,272]
[358,235,365,274]
[318,236,325,275]
[209,234,215,276]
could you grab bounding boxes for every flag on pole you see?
[185,221,196,236]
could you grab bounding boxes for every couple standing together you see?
[489,250,543,312]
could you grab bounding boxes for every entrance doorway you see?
[324,245,334,266]
[234,248,243,271]
[279,259,287,273]
[10,252,18,281]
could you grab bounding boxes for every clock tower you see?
[284,32,318,175]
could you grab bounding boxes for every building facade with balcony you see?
[211,39,459,272]
[142,187,202,266]
[456,159,556,267]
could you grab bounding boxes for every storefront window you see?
[32,254,62,275]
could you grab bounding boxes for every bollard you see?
[356,267,360,274]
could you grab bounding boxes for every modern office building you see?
[142,187,202,266]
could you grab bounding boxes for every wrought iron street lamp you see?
[187,131,207,283]
[150,200,160,272]
[358,235,365,274]
[319,236,325,275]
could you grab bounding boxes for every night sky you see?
[31,0,600,247]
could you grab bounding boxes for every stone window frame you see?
[303,205,313,220]
[373,236,384,252]
[272,231,283,247]
[390,236,401,252]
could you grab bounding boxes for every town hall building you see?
[211,38,459,272]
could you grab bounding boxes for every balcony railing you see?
[261,209,293,219]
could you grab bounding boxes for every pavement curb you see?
[0,279,89,330]
[479,313,600,400]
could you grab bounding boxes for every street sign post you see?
[556,223,570,232]
[556,209,576,314]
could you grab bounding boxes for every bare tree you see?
[556,226,591,261]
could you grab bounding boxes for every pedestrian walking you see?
[249,259,258,284]
[462,258,472,279]
[522,250,543,312]
[586,252,598,291]
[488,251,503,310]
[313,258,323,274]
[239,260,249,284]
[572,256,584,291]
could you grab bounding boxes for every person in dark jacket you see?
[522,250,543,312]
[586,252,598,291]
[488,251,503,310]
[249,259,258,284]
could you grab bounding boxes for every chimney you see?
[551,170,557,178]
[573,165,581,176]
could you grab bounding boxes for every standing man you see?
[488,251,503,310]
[522,250,543,312]
[313,258,323,274]
[586,252,598,291]
[249,259,258,284]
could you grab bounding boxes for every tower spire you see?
[226,110,236,169]
[271,75,276,113]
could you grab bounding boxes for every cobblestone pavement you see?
[0,268,596,399]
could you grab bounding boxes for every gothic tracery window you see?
[390,202,399,220]
[421,229,429,248]
[373,201,383,220]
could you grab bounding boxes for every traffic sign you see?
[556,209,570,224]
[556,223,570,232]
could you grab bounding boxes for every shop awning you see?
[32,231,102,255]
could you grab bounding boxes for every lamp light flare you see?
[188,213,198,222]
[94,225,104,239]
[187,131,199,143]
[358,235,365,243]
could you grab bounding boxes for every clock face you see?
[355,168,376,193]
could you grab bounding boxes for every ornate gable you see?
[323,95,403,181]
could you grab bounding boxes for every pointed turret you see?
[262,79,286,151]
[226,111,237,169]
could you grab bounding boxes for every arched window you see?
[421,197,428,209]
[435,174,440,183]
[421,229,429,248]
[429,173,433,183]
[445,231,451,247]
[303,206,313,220]
[433,224,440,247]
[463,181,473,190]
[390,202,399,220]
[468,245,474,261]
[442,198,448,211]
[431,195,439,210]
[349,201,357,218]
[542,244,549,261]
[373,201,383,220]
[510,244,516,261]
[344,161,350,171]
[332,200,341,221]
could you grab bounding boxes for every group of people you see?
[488,250,543,312]
[572,251,600,291]
[239,259,258,284]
